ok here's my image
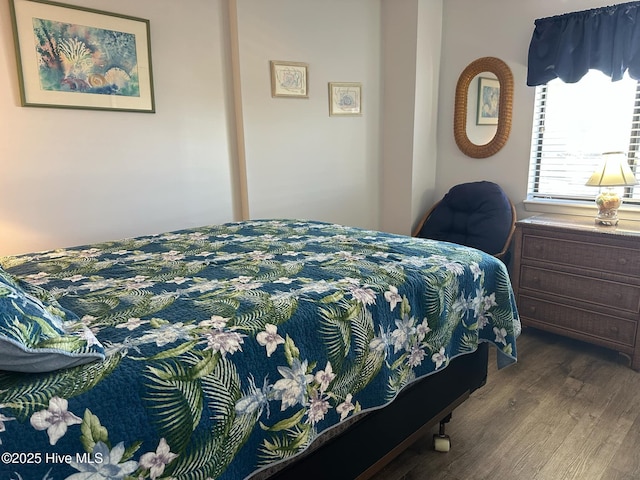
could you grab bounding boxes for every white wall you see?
[236,0,381,230]
[1,0,615,257]
[0,0,235,255]
[379,0,419,235]
[411,0,442,233]
[380,0,443,236]
[436,0,617,221]
[0,0,396,256]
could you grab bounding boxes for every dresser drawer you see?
[518,295,637,347]
[519,265,640,313]
[521,234,640,277]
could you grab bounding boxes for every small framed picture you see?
[270,61,308,98]
[329,82,362,116]
[476,77,499,125]
[10,0,155,112]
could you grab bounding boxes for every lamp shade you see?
[585,151,638,187]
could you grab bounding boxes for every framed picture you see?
[476,77,499,125]
[270,61,308,98]
[10,0,155,113]
[329,82,362,116]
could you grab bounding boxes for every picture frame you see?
[329,82,362,116]
[476,76,499,125]
[270,61,308,98]
[10,0,155,113]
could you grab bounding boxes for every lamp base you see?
[594,190,622,226]
[594,216,619,226]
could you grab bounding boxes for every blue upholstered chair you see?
[412,181,516,262]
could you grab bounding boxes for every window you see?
[528,70,640,204]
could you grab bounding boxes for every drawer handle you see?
[610,326,619,334]
[614,292,623,300]
[618,258,628,265]
[528,306,536,314]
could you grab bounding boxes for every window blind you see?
[528,71,640,204]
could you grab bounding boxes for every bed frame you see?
[267,343,489,479]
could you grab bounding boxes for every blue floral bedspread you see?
[0,220,520,480]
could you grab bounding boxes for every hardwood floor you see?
[370,328,640,480]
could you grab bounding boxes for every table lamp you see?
[585,151,638,226]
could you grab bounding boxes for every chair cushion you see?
[417,181,512,255]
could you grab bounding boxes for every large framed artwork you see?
[10,0,155,113]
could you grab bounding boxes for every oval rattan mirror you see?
[454,57,513,159]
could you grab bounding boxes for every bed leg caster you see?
[433,416,451,452]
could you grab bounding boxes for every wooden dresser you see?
[511,214,640,370]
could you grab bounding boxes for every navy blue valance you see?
[527,1,640,85]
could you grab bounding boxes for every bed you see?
[0,219,520,480]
